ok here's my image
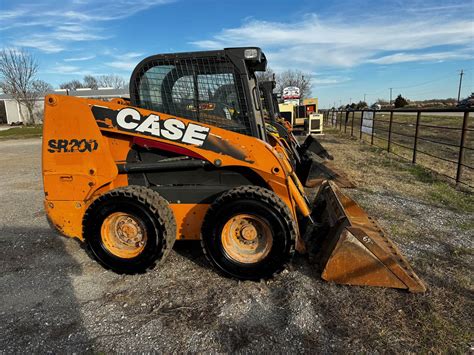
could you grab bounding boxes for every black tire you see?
[201,186,296,280]
[82,186,176,274]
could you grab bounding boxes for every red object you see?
[132,137,206,160]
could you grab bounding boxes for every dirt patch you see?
[0,137,472,353]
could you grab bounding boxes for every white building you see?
[0,88,129,124]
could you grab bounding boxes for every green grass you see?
[428,182,474,213]
[406,164,437,183]
[0,125,43,139]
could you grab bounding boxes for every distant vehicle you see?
[457,93,474,108]
[371,103,382,110]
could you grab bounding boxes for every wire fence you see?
[322,108,474,189]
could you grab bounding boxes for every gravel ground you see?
[0,136,472,353]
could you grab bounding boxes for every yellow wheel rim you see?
[221,214,273,264]
[101,212,147,259]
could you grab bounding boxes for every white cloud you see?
[312,75,351,86]
[1,0,175,52]
[368,51,473,64]
[15,38,65,53]
[53,65,81,73]
[191,14,473,71]
[107,61,137,71]
[64,55,96,62]
[104,52,145,71]
[47,64,104,76]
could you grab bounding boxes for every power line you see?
[390,73,453,90]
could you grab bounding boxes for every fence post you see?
[412,111,421,164]
[359,110,364,139]
[387,111,393,152]
[344,111,349,133]
[455,111,469,186]
[339,111,343,131]
[351,111,355,136]
[371,110,376,145]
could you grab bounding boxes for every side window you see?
[139,65,174,112]
[196,74,243,128]
[136,59,252,135]
[172,75,194,105]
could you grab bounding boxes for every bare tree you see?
[32,80,53,95]
[276,69,312,99]
[83,75,98,89]
[98,74,127,89]
[256,67,276,84]
[0,48,39,125]
[59,80,84,90]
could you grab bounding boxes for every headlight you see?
[244,48,258,59]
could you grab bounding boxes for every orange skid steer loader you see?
[42,47,426,292]
[259,80,355,188]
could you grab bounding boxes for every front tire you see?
[82,186,176,274]
[201,186,296,280]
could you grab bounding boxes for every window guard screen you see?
[134,56,252,135]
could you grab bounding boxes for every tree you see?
[0,48,39,125]
[83,75,98,89]
[394,94,408,108]
[356,101,368,109]
[59,80,84,90]
[276,69,312,99]
[256,67,276,83]
[32,80,53,95]
[98,74,127,89]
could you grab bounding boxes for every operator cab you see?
[129,47,268,141]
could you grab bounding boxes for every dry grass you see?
[329,112,473,188]
[309,129,473,352]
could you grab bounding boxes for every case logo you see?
[115,108,210,146]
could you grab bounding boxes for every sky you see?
[0,0,473,108]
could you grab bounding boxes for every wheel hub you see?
[116,217,144,246]
[221,214,273,264]
[101,212,147,258]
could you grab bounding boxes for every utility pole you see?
[363,93,367,102]
[389,88,393,105]
[349,97,352,104]
[457,69,464,103]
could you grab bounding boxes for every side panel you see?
[42,95,309,242]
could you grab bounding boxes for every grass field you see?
[328,111,473,189]
[0,125,43,140]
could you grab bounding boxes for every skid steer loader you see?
[259,80,355,188]
[42,47,426,292]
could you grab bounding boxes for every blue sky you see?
[1,0,473,107]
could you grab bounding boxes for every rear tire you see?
[201,186,296,280]
[82,186,176,274]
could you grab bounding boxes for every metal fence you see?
[323,108,473,189]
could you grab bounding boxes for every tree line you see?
[0,48,127,125]
[60,74,127,90]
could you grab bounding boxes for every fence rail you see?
[322,108,473,189]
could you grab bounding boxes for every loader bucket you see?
[298,134,333,160]
[296,154,356,189]
[311,181,426,293]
